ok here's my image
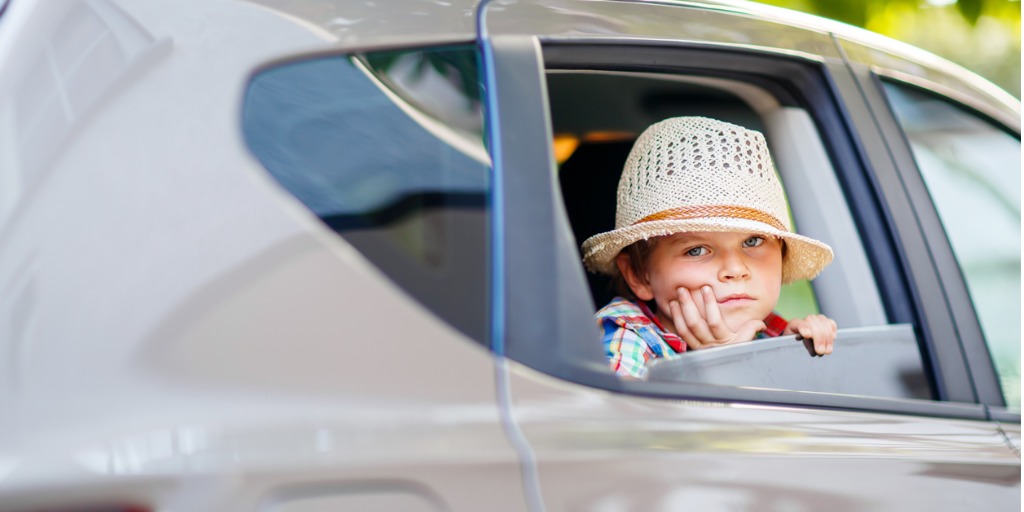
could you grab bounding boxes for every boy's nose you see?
[719,253,751,281]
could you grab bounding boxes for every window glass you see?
[884,82,1021,410]
[242,46,490,343]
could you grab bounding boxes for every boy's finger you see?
[670,300,703,350]
[813,315,834,355]
[736,320,767,343]
[688,287,706,318]
[678,287,714,343]
[828,318,837,354]
[788,318,806,338]
[808,320,824,354]
[824,318,836,354]
[809,316,831,355]
[701,286,731,339]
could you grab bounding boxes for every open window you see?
[544,44,931,399]
[484,37,980,412]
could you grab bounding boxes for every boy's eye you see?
[686,246,709,257]
[743,236,765,248]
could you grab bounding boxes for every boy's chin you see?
[721,312,770,333]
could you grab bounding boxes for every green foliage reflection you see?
[759,0,1021,97]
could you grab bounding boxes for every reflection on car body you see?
[0,0,1018,511]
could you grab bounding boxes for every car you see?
[0,0,1018,510]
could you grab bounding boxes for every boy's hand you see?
[668,286,766,350]
[784,315,837,355]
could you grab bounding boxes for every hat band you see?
[634,205,787,231]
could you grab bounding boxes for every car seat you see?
[557,139,635,310]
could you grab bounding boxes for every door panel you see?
[506,363,1019,511]
[840,40,1018,409]
[479,1,1019,510]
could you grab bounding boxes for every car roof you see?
[241,0,1018,117]
[235,0,924,51]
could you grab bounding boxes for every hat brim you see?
[581,217,833,284]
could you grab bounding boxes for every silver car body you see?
[0,0,1018,510]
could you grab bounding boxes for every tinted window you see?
[884,82,1021,410]
[243,46,490,343]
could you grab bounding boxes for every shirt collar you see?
[636,300,687,353]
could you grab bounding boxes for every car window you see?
[550,72,822,321]
[882,82,1021,411]
[535,45,934,401]
[242,46,490,344]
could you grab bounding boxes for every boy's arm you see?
[601,320,651,379]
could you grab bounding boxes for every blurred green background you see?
[759,0,1021,97]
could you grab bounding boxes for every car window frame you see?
[819,53,988,405]
[868,71,1020,414]
[480,33,989,420]
[836,35,1020,415]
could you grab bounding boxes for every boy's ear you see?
[615,252,655,301]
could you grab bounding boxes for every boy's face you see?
[623,231,784,333]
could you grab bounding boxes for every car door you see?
[478,1,1019,510]
[0,2,531,510]
[836,34,1021,415]
[837,30,1021,453]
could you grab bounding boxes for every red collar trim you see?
[637,301,687,353]
[762,312,788,338]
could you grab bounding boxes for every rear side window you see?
[883,82,1021,410]
[242,46,490,344]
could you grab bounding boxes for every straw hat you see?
[581,116,833,284]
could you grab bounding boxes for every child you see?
[581,116,837,379]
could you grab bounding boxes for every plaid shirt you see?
[596,296,788,379]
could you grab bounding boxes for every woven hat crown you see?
[616,117,789,230]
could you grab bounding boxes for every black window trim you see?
[482,34,996,421]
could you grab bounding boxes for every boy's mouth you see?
[719,293,754,304]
